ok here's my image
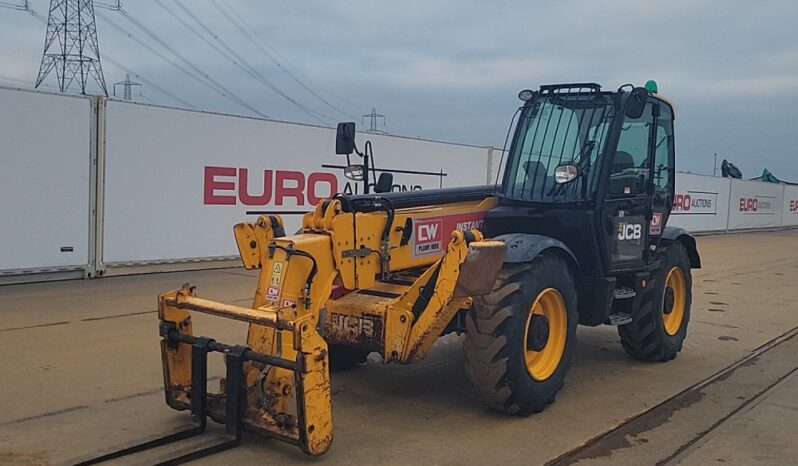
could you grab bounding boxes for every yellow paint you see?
[157,190,510,455]
[663,266,686,336]
[400,230,474,361]
[523,288,568,381]
[233,215,285,270]
[158,289,193,409]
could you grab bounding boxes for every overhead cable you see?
[172,0,334,124]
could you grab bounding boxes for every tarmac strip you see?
[548,326,798,465]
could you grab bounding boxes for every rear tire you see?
[464,253,578,415]
[618,241,692,362]
[328,344,370,371]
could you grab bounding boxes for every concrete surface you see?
[557,327,798,466]
[1,229,797,465]
[677,370,798,466]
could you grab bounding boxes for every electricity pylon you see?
[35,0,108,95]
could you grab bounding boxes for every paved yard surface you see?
[1,229,797,465]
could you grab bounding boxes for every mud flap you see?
[454,240,507,297]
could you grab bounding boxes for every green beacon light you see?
[644,80,658,93]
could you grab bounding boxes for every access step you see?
[613,287,636,300]
[606,312,633,326]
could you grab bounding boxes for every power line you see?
[95,10,252,114]
[0,0,36,15]
[9,0,343,124]
[116,6,267,118]
[211,0,357,120]
[153,0,232,66]
[212,0,358,119]
[170,0,334,124]
[171,0,327,123]
[0,73,57,90]
[100,5,268,118]
[7,2,193,108]
[101,54,196,108]
[137,92,156,104]
[153,0,282,111]
[217,0,360,112]
[97,12,210,92]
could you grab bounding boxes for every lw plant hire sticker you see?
[270,262,284,287]
[649,212,663,235]
[413,218,443,256]
[281,298,297,309]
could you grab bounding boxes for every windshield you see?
[504,90,616,202]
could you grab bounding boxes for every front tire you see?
[464,253,578,415]
[618,241,692,362]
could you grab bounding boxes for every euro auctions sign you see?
[203,166,338,207]
[784,190,798,227]
[738,196,776,214]
[202,166,423,208]
[672,191,717,215]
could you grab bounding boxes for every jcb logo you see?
[328,313,376,340]
[617,223,642,240]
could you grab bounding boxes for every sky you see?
[2,0,798,180]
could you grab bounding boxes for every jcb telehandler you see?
[80,82,699,464]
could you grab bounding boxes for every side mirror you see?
[554,164,578,184]
[335,122,356,155]
[343,164,365,181]
[374,172,394,193]
[624,87,648,119]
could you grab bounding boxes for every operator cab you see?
[488,82,675,270]
[484,82,679,324]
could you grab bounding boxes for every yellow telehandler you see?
[79,82,700,464]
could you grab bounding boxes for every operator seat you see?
[609,151,637,195]
[611,151,635,173]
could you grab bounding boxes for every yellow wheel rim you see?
[523,288,568,381]
[662,267,686,336]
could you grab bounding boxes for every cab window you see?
[608,103,654,196]
[653,103,674,196]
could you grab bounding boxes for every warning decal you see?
[270,262,283,287]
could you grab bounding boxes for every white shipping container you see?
[4,86,798,280]
[101,101,491,265]
[668,174,731,233]
[0,87,92,274]
[781,185,798,227]
[727,179,784,230]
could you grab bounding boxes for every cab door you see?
[649,102,675,238]
[601,101,657,272]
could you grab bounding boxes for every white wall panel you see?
[102,101,490,264]
[781,185,798,227]
[727,179,783,230]
[0,87,92,272]
[668,174,731,233]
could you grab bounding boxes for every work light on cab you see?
[518,89,535,101]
